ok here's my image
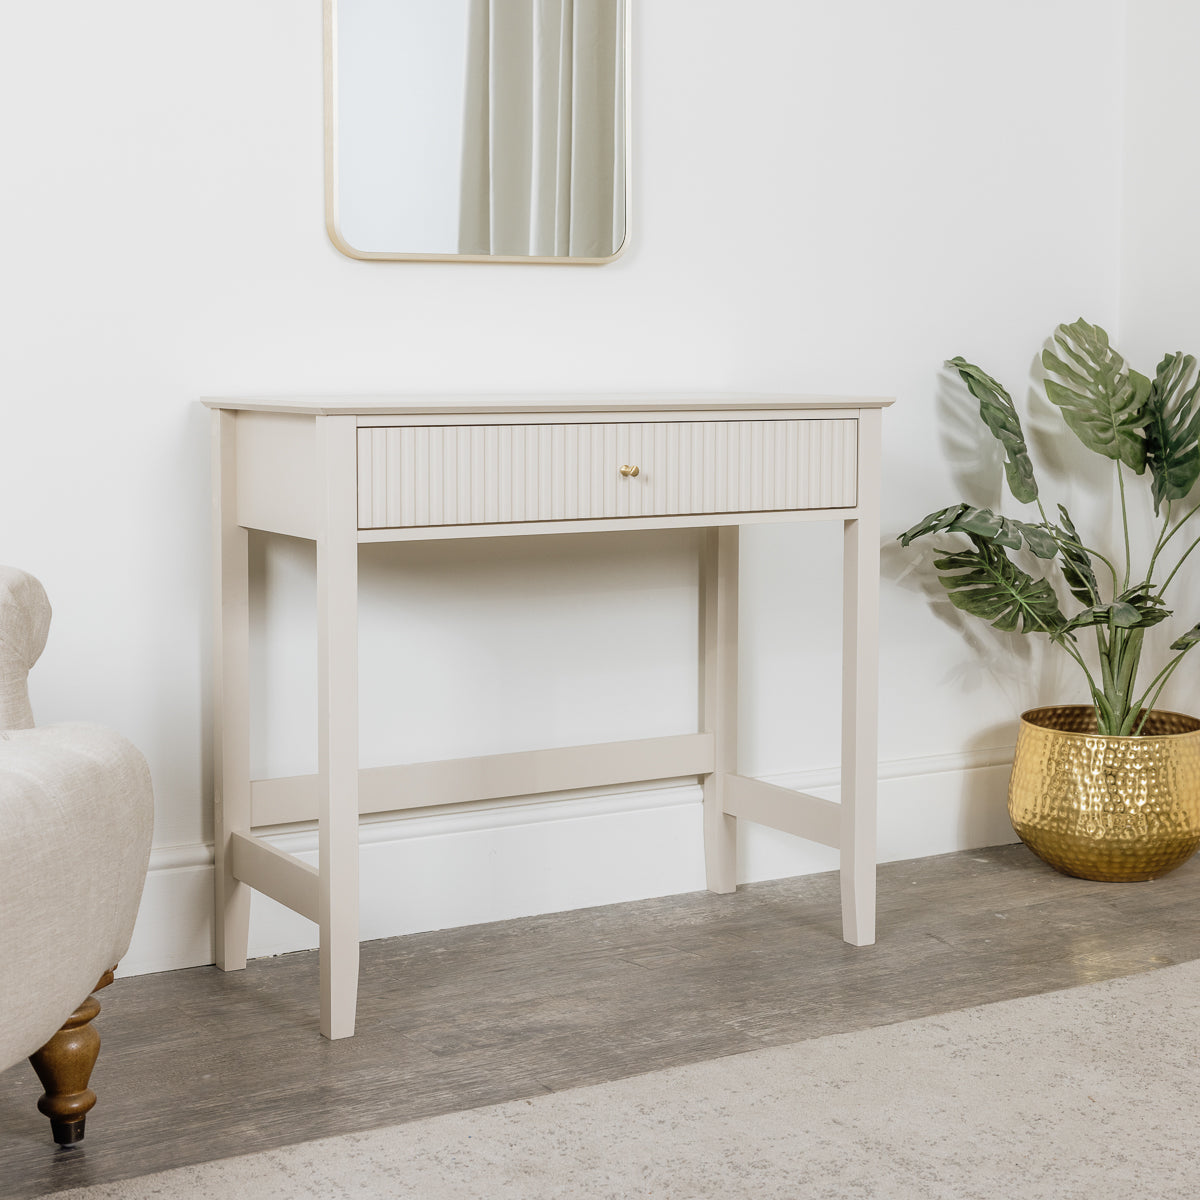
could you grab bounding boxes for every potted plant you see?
[901,319,1200,881]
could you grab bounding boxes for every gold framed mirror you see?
[324,0,630,264]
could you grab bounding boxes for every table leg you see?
[701,525,739,893]
[316,416,361,1039]
[840,411,881,946]
[213,409,251,972]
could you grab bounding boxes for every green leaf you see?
[898,505,966,547]
[1061,606,1109,633]
[932,538,1065,634]
[1055,504,1100,605]
[898,503,1056,558]
[947,505,1024,551]
[1109,602,1145,628]
[1042,319,1151,472]
[899,503,999,547]
[947,357,1039,503]
[1063,588,1170,634]
[1014,520,1059,559]
[1144,352,1200,514]
[1116,585,1169,616]
[1170,622,1200,652]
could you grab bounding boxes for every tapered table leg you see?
[701,526,739,893]
[840,409,881,946]
[316,416,360,1039]
[213,408,251,971]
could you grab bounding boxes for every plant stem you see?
[1055,633,1101,699]
[1130,654,1185,733]
[1158,499,1200,558]
[1109,626,1133,733]
[1146,501,1174,584]
[1037,496,1120,597]
[1091,613,1145,736]
[1054,530,1120,598]
[1116,462,1132,592]
[1116,627,1144,700]
[1092,684,1117,732]
[1099,628,1117,702]
[1160,528,1200,595]
[1132,657,1187,735]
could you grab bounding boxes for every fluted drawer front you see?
[357,419,858,529]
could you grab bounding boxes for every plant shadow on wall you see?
[882,369,1055,739]
[899,320,1200,881]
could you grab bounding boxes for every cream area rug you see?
[61,960,1200,1200]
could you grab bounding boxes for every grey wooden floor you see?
[3,842,1198,1199]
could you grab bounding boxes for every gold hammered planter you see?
[1009,705,1200,882]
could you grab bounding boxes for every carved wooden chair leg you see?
[27,967,116,1146]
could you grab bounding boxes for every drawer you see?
[357,419,858,529]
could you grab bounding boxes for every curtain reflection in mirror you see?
[458,0,625,258]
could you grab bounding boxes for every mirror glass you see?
[326,0,629,263]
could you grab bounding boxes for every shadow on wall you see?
[934,367,1004,512]
[882,360,1087,733]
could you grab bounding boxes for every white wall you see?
[1122,0,1200,361]
[0,2,1126,975]
[1120,0,1200,719]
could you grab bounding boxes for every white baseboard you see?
[118,748,1019,978]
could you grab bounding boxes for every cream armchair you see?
[0,567,153,1145]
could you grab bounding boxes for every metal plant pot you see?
[1009,705,1200,882]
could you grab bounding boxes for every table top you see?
[201,393,895,417]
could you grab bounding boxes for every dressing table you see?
[206,395,890,1038]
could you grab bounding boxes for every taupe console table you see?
[205,395,891,1038]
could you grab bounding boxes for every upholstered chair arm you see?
[0,567,52,732]
[0,723,154,1067]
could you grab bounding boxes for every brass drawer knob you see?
[619,464,640,478]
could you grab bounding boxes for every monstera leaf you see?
[1170,622,1200,652]
[1042,319,1151,472]
[1144,352,1200,513]
[899,503,1057,558]
[932,538,1065,634]
[947,357,1039,503]
[1061,588,1170,635]
[1055,504,1100,606]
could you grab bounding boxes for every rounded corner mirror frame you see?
[323,0,632,266]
